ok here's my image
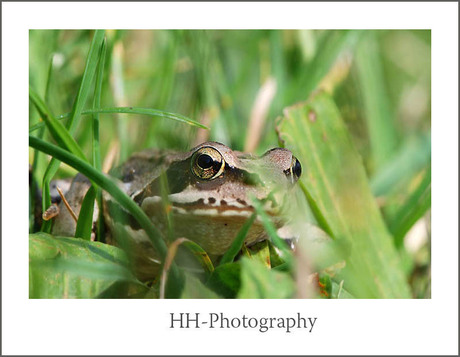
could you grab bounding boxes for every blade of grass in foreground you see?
[277,92,411,298]
[74,185,96,241]
[30,56,55,232]
[251,199,294,269]
[29,107,209,132]
[219,213,257,266]
[92,38,107,242]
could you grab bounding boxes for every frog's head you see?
[135,141,301,212]
[128,142,301,254]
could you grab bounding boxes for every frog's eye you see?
[191,147,225,180]
[293,157,302,178]
[289,156,302,181]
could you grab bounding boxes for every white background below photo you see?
[2,1,458,356]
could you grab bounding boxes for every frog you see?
[51,141,302,279]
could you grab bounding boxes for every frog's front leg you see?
[51,173,98,238]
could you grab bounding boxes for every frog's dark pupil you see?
[294,159,302,178]
[197,154,214,169]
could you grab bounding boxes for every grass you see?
[29,29,431,299]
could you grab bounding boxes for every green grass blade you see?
[206,262,241,298]
[389,166,431,248]
[181,240,215,275]
[269,30,287,114]
[30,56,54,232]
[74,185,96,241]
[277,92,411,298]
[356,32,398,171]
[370,132,431,197]
[92,38,106,170]
[40,163,54,233]
[66,30,105,134]
[92,38,107,242]
[29,87,87,161]
[251,199,294,269]
[289,30,360,101]
[83,107,208,129]
[29,107,209,132]
[219,213,256,266]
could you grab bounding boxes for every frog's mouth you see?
[140,192,279,219]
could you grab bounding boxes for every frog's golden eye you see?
[191,147,225,180]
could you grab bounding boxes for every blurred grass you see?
[29,30,430,156]
[29,30,431,298]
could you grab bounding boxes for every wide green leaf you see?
[277,91,411,298]
[29,233,141,298]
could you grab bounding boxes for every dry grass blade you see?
[244,77,277,153]
[160,238,189,299]
[159,237,213,298]
[56,186,78,223]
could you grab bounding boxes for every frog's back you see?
[110,148,189,196]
